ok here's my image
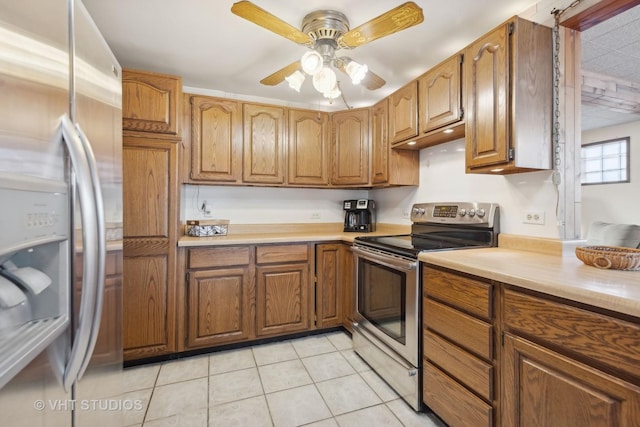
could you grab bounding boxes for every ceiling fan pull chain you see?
[549,0,585,184]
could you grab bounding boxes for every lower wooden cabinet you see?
[502,287,640,427]
[256,262,309,336]
[341,243,356,332]
[502,333,640,427]
[422,266,496,427]
[183,243,351,350]
[315,243,345,329]
[187,267,252,347]
[422,263,640,427]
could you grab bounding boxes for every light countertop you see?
[419,247,640,318]
[177,223,411,247]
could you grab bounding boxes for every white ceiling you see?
[81,0,640,128]
[82,0,545,111]
[581,3,640,130]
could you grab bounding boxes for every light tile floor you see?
[119,331,447,427]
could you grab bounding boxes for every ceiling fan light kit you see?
[301,51,323,75]
[231,1,424,102]
[312,66,338,94]
[285,70,305,92]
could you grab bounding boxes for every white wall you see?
[372,139,561,238]
[182,184,367,224]
[581,120,640,237]
[181,139,561,237]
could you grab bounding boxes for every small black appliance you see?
[343,199,376,232]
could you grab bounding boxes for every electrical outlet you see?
[310,212,321,220]
[402,209,410,218]
[523,210,545,225]
[201,201,213,217]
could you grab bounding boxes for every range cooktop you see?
[354,202,500,258]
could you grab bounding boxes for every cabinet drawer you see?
[188,246,251,269]
[504,289,640,380]
[423,362,492,427]
[424,266,492,320]
[424,330,493,401]
[256,244,308,264]
[424,299,493,360]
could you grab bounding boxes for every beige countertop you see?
[177,223,410,247]
[419,247,640,318]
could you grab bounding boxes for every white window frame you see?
[581,137,630,185]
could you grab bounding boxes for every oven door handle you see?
[352,246,417,271]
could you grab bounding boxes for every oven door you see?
[352,245,419,367]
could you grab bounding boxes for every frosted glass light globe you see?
[312,66,337,94]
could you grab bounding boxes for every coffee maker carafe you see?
[343,199,376,232]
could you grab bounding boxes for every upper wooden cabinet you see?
[465,17,552,174]
[371,99,420,187]
[243,103,286,184]
[418,54,464,136]
[122,69,182,137]
[288,109,330,186]
[331,108,370,186]
[370,99,389,185]
[189,96,242,183]
[389,80,419,145]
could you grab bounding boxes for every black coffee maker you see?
[343,199,376,232]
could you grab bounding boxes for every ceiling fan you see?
[231,1,424,99]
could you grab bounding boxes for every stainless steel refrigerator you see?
[0,0,123,425]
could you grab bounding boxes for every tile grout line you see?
[249,344,276,427]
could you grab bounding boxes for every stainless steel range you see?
[351,202,499,410]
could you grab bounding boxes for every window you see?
[581,137,630,185]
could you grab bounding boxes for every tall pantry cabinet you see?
[122,69,181,361]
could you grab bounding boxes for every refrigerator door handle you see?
[60,115,99,392]
[74,123,106,381]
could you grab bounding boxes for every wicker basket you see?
[575,246,640,271]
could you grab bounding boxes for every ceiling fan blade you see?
[360,69,386,90]
[231,1,313,46]
[260,61,301,86]
[338,2,424,49]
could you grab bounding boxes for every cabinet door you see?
[186,268,252,348]
[341,244,355,331]
[465,23,510,169]
[123,138,178,360]
[370,99,389,185]
[503,334,640,427]
[256,263,309,336]
[331,108,369,186]
[316,244,343,328]
[288,109,329,185]
[122,69,181,136]
[123,254,174,358]
[189,96,242,182]
[419,54,463,133]
[243,103,286,184]
[123,141,173,238]
[389,80,419,144]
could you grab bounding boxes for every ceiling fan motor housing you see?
[302,10,349,44]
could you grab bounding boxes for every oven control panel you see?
[411,202,499,227]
